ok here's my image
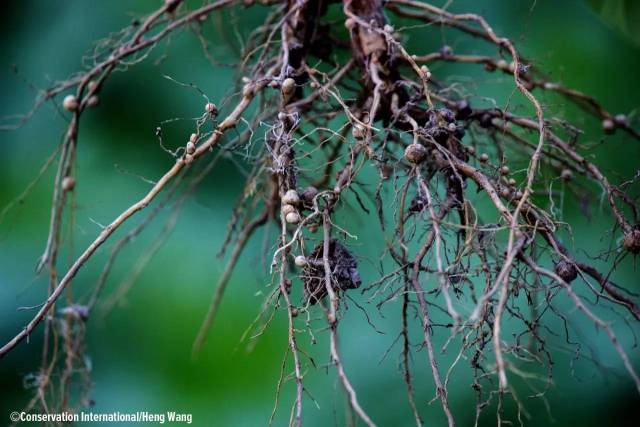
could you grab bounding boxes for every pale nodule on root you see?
[2,0,640,426]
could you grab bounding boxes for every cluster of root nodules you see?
[300,239,361,304]
[4,0,640,426]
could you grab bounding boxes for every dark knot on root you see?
[623,228,640,254]
[554,259,578,283]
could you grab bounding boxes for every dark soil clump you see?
[301,239,361,304]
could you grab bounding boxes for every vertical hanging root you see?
[2,0,640,423]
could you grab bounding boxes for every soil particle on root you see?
[301,239,361,304]
[408,194,427,213]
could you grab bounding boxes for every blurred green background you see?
[1,0,639,426]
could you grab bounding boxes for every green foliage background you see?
[0,0,639,425]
